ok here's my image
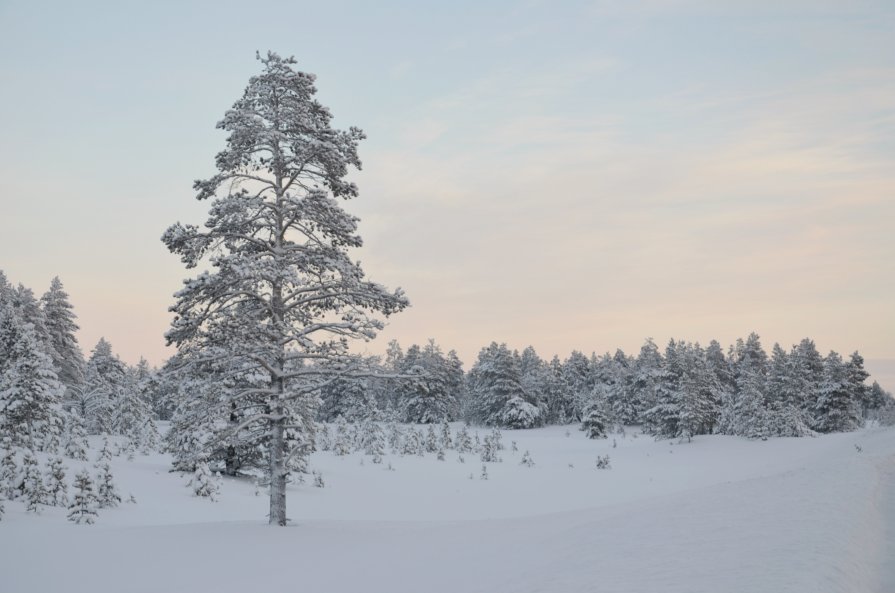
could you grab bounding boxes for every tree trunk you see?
[268,415,287,525]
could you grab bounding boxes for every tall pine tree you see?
[162,52,407,525]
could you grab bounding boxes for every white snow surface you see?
[2,425,895,593]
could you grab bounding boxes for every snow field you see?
[2,425,894,593]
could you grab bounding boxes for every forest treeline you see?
[3,270,892,471]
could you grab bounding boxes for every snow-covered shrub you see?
[499,397,542,429]
[520,450,534,467]
[595,455,611,470]
[188,461,220,501]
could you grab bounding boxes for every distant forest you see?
[3,270,893,467]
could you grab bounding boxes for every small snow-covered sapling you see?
[68,470,98,525]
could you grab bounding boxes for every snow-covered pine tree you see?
[845,352,870,417]
[67,469,98,524]
[677,343,720,440]
[81,339,129,434]
[479,429,502,462]
[454,425,473,454]
[605,349,636,427]
[581,404,609,439]
[63,414,90,460]
[40,277,86,408]
[866,381,893,420]
[719,333,771,437]
[20,450,45,512]
[112,372,154,445]
[643,339,681,438]
[519,346,549,419]
[704,340,733,431]
[764,343,813,436]
[95,461,121,508]
[0,446,17,499]
[8,284,55,357]
[791,338,824,425]
[0,305,66,451]
[814,351,863,432]
[439,418,453,450]
[467,343,541,428]
[424,424,438,453]
[360,420,386,463]
[563,350,594,420]
[533,355,565,425]
[162,52,407,526]
[630,339,664,425]
[44,456,68,506]
[400,340,461,423]
[386,421,403,453]
[400,428,424,456]
[332,417,352,456]
[318,370,376,423]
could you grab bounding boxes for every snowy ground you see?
[2,424,894,593]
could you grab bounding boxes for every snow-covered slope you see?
[2,426,894,593]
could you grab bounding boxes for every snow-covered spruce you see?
[397,340,463,424]
[20,450,46,512]
[96,438,113,463]
[439,418,453,450]
[67,470,98,524]
[0,303,66,451]
[596,455,611,470]
[95,461,121,508]
[332,418,352,457]
[581,405,609,439]
[466,342,543,428]
[454,426,473,454]
[520,450,535,467]
[62,417,89,460]
[1,446,18,499]
[44,456,68,507]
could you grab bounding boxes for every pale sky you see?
[1,0,893,373]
